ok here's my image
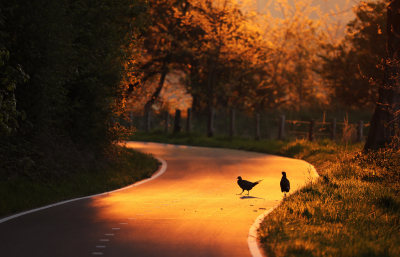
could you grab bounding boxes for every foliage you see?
[0,8,29,136]
[258,0,330,111]
[363,0,400,151]
[177,0,271,112]
[317,0,387,109]
[133,0,272,113]
[0,0,148,182]
[135,0,353,113]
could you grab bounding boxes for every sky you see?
[255,0,363,18]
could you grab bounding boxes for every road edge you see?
[247,163,319,257]
[0,158,167,224]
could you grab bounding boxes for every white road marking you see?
[93,252,103,255]
[96,246,106,248]
[119,223,128,224]
[105,234,114,236]
[100,239,109,241]
[247,164,319,257]
[112,228,120,230]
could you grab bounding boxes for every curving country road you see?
[0,142,317,257]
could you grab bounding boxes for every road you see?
[0,142,317,257]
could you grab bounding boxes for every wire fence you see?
[122,108,370,143]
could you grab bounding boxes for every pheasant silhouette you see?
[237,176,262,195]
[280,171,290,196]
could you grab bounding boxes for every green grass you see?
[0,146,159,218]
[130,130,288,154]
[129,130,400,256]
[258,145,400,257]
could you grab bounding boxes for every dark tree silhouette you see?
[364,0,400,151]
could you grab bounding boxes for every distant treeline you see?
[130,0,386,113]
[0,0,147,182]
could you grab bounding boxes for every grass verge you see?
[130,131,400,256]
[259,144,400,256]
[0,145,159,218]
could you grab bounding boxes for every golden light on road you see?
[86,142,316,256]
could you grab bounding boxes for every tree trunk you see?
[364,0,400,151]
[207,107,215,137]
[144,59,170,112]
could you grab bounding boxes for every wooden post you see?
[330,118,336,141]
[130,109,133,129]
[173,109,181,133]
[229,109,235,138]
[309,119,315,141]
[186,108,191,132]
[255,113,260,141]
[165,111,169,133]
[278,115,285,140]
[207,107,215,137]
[357,120,363,143]
[145,109,150,132]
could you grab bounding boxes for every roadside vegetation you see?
[0,146,159,218]
[0,1,157,218]
[128,131,400,256]
[259,140,400,256]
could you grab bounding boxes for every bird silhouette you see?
[280,171,290,196]
[237,176,262,195]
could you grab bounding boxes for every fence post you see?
[173,109,181,133]
[207,107,215,137]
[330,118,336,141]
[145,109,151,132]
[165,111,169,133]
[255,113,260,141]
[357,120,363,143]
[186,108,191,132]
[229,109,235,138]
[309,119,315,141]
[278,115,285,140]
[130,109,133,129]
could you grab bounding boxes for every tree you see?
[364,0,400,150]
[0,8,29,136]
[1,0,148,180]
[131,0,191,113]
[317,0,387,109]
[176,0,270,112]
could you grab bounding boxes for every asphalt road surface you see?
[0,142,317,257]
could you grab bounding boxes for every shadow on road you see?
[239,196,265,200]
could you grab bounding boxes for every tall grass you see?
[258,141,400,257]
